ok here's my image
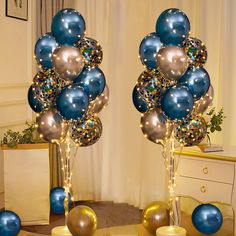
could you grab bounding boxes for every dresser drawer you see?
[176,176,233,204]
[177,157,235,184]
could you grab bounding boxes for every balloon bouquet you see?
[28,8,109,236]
[133,8,221,235]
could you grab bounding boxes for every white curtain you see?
[66,0,236,208]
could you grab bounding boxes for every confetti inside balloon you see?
[136,70,176,107]
[183,37,207,68]
[32,70,61,107]
[77,37,103,67]
[70,115,102,146]
[175,115,207,146]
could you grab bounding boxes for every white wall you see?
[0,0,36,208]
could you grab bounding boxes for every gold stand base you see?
[51,226,72,236]
[156,226,187,236]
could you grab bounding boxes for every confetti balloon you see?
[50,187,71,214]
[183,37,207,68]
[70,115,102,146]
[67,205,97,236]
[178,67,210,100]
[140,108,173,145]
[161,85,194,120]
[192,204,223,234]
[56,84,89,121]
[51,8,86,46]
[34,33,58,70]
[0,211,21,236]
[77,37,103,67]
[142,202,170,234]
[52,46,84,80]
[74,67,106,101]
[132,85,150,113]
[137,70,176,107]
[32,70,61,107]
[139,33,163,70]
[36,108,68,143]
[156,8,190,46]
[195,84,214,114]
[88,85,109,114]
[157,46,189,80]
[28,85,44,113]
[175,115,207,146]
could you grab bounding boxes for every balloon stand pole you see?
[52,136,72,236]
[158,135,186,236]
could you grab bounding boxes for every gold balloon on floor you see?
[67,205,97,236]
[142,201,170,234]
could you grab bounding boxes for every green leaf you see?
[216,126,222,131]
[210,127,215,133]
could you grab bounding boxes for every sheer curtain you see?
[42,0,235,208]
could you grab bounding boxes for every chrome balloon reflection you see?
[52,46,84,80]
[36,108,68,143]
[140,108,173,145]
[51,8,86,46]
[88,85,109,114]
[156,8,190,46]
[161,85,194,120]
[142,202,170,234]
[28,85,44,113]
[132,85,150,113]
[157,46,188,80]
[67,205,97,236]
[139,32,163,70]
[192,204,223,234]
[195,85,214,114]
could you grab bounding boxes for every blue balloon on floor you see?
[50,187,72,214]
[28,85,44,113]
[74,67,106,101]
[139,33,163,70]
[192,204,223,234]
[132,86,149,113]
[34,33,58,70]
[0,210,21,236]
[161,85,194,120]
[156,8,190,46]
[51,8,86,46]
[178,67,210,100]
[56,84,89,121]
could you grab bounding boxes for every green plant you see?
[1,121,43,148]
[206,107,226,133]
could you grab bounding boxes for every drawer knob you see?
[200,186,206,193]
[203,167,208,174]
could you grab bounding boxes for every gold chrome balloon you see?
[140,108,173,145]
[157,46,188,80]
[195,85,214,114]
[67,205,97,236]
[52,46,84,80]
[142,201,170,234]
[88,85,109,114]
[36,108,68,143]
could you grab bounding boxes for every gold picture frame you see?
[6,0,28,21]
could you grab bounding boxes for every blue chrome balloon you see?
[50,187,72,214]
[34,33,58,70]
[161,85,194,120]
[0,210,21,236]
[178,67,210,100]
[192,204,223,234]
[139,33,163,70]
[28,85,44,113]
[74,67,106,101]
[132,85,149,113]
[56,84,89,121]
[156,8,190,46]
[51,8,86,46]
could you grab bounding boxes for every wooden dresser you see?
[175,146,236,234]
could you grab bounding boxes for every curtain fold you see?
[36,0,236,208]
